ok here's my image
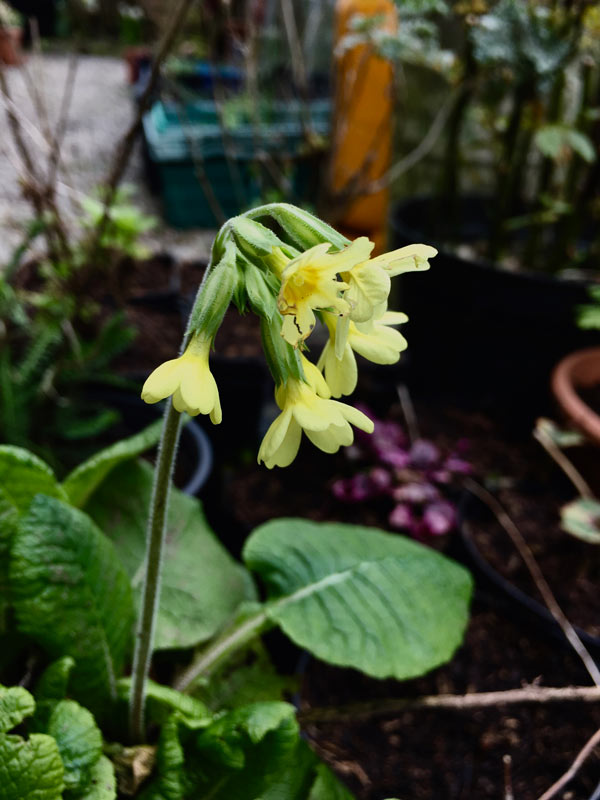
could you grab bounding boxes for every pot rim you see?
[551,346,600,446]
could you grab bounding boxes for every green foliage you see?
[577,286,600,330]
[80,187,157,261]
[0,446,66,512]
[46,700,103,791]
[243,519,473,680]
[35,657,76,703]
[86,459,257,649]
[560,498,600,544]
[534,124,596,163]
[0,685,65,800]
[62,418,162,507]
[140,701,354,800]
[10,496,135,714]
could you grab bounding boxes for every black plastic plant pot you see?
[390,196,596,431]
[455,494,600,658]
[88,388,213,497]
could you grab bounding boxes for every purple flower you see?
[392,482,439,504]
[409,439,440,469]
[443,456,472,475]
[389,503,414,530]
[332,474,373,503]
[422,501,456,536]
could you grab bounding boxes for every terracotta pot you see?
[0,26,23,66]
[552,347,600,445]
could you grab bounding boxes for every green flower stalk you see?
[128,203,436,741]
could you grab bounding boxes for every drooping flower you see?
[318,310,409,398]
[141,332,222,423]
[257,357,374,469]
[277,238,373,347]
[340,242,436,330]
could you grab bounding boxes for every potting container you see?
[552,347,600,446]
[391,196,597,429]
[142,98,331,228]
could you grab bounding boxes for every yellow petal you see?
[141,360,181,404]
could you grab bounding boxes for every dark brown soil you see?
[301,599,600,800]
[221,394,600,799]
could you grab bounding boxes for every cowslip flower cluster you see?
[332,406,472,538]
[141,204,436,468]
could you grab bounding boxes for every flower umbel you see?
[141,333,222,423]
[277,238,373,347]
[258,358,374,469]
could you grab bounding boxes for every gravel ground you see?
[0,53,215,264]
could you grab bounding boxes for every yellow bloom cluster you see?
[141,205,435,469]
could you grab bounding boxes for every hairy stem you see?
[129,401,182,742]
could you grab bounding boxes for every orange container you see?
[331,0,397,250]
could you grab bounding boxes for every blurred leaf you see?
[0,684,35,734]
[35,656,76,703]
[10,496,135,715]
[86,460,257,650]
[535,418,585,448]
[0,446,66,513]
[74,755,117,800]
[62,418,162,507]
[534,125,596,163]
[560,498,600,544]
[117,678,211,729]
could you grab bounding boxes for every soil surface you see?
[219,390,600,799]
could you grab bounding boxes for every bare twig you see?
[503,754,515,800]
[464,478,600,687]
[88,0,194,259]
[537,726,600,800]
[397,383,419,444]
[533,423,594,501]
[298,685,600,725]
[46,53,79,190]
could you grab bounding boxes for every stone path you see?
[0,53,215,264]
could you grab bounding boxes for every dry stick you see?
[536,726,600,800]
[533,426,595,500]
[396,383,419,444]
[503,754,514,800]
[463,477,600,687]
[46,53,79,191]
[298,685,600,725]
[88,0,194,260]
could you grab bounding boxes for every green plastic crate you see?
[142,98,331,228]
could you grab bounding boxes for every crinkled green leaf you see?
[561,498,600,544]
[73,755,117,800]
[86,460,256,650]
[10,496,135,714]
[308,763,355,800]
[193,640,297,711]
[47,699,103,790]
[62,419,163,507]
[35,656,76,703]
[0,684,35,734]
[117,678,211,728]
[243,519,473,680]
[0,731,64,800]
[0,489,18,627]
[0,446,66,513]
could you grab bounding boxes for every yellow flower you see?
[318,311,409,398]
[277,238,373,347]
[141,333,222,423]
[341,242,436,327]
[257,357,374,468]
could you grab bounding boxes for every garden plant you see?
[0,202,478,799]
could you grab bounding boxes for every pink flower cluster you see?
[331,406,472,538]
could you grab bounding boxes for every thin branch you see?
[46,53,79,190]
[397,383,419,444]
[88,0,194,259]
[537,726,600,800]
[464,478,600,687]
[533,424,594,501]
[298,685,600,725]
[503,754,514,800]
